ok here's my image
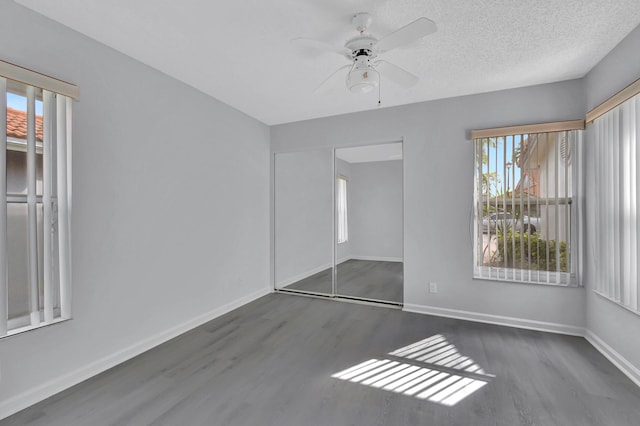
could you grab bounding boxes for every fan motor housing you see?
[345,35,378,59]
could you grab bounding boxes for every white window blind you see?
[472,124,583,286]
[1,60,75,337]
[588,93,640,313]
[337,176,348,244]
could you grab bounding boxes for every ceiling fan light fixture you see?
[295,12,436,95]
[347,69,379,93]
[346,57,379,94]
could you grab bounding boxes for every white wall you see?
[585,24,640,112]
[274,150,333,286]
[349,160,403,261]
[0,0,270,417]
[584,23,640,381]
[272,78,586,332]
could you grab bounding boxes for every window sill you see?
[3,315,71,339]
[474,266,579,287]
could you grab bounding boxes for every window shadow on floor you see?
[331,334,494,406]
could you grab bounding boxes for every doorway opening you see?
[274,141,403,307]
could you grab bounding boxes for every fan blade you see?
[291,37,351,59]
[314,65,351,95]
[375,17,437,53]
[375,60,419,89]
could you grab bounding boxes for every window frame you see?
[471,120,584,287]
[1,60,76,337]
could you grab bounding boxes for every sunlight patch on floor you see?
[332,334,492,406]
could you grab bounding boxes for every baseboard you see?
[0,286,272,421]
[276,263,332,288]
[350,256,403,263]
[584,330,640,388]
[403,303,585,336]
[403,303,640,388]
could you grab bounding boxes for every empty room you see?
[1,1,640,425]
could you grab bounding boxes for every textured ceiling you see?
[14,0,640,125]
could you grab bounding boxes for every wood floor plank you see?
[2,293,639,426]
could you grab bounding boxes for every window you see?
[337,175,348,244]
[472,121,584,286]
[588,92,640,313]
[1,60,76,337]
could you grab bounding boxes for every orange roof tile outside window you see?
[6,107,43,142]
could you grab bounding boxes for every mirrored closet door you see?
[274,149,334,296]
[273,143,404,305]
[335,143,404,304]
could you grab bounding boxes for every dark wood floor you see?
[3,293,640,426]
[284,259,403,303]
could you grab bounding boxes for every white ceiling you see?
[15,0,640,125]
[337,142,402,163]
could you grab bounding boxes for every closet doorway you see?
[274,142,403,306]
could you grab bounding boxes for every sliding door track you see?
[274,288,403,309]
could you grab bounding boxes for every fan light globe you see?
[347,70,379,93]
[347,60,379,93]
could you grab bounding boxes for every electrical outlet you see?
[429,282,438,293]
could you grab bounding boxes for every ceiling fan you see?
[292,12,437,96]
